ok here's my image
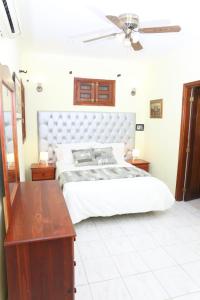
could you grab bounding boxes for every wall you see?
[21,52,151,179]
[22,45,200,194]
[144,45,200,194]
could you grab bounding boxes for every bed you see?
[38,111,175,224]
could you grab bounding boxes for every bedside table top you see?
[127,159,150,165]
[31,163,56,169]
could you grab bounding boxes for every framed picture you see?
[150,99,163,118]
[136,124,144,131]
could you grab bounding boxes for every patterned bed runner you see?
[58,166,150,189]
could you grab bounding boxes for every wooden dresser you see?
[5,180,76,300]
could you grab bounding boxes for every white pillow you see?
[94,143,125,163]
[55,143,97,163]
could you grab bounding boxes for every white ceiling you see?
[17,0,200,59]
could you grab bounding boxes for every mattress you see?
[56,161,175,224]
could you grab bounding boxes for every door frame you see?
[176,80,200,200]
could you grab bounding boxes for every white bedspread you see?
[56,161,175,224]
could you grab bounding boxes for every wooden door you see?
[176,80,200,201]
[185,87,200,200]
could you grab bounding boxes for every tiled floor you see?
[74,199,200,300]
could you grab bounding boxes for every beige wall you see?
[144,46,200,194]
[21,52,151,179]
[22,46,200,194]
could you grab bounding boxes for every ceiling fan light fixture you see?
[83,12,181,52]
[119,13,139,30]
[124,37,131,47]
[131,32,139,43]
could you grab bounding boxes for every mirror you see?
[13,72,26,142]
[0,64,19,226]
[3,85,16,186]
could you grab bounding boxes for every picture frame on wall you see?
[150,99,163,118]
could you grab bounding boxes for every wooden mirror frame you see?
[0,64,20,227]
[13,72,26,143]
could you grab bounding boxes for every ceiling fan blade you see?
[83,32,119,43]
[106,15,124,30]
[130,38,143,51]
[139,25,181,33]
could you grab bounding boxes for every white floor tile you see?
[124,272,169,300]
[173,292,200,299]
[129,232,158,250]
[190,241,200,256]
[112,251,149,276]
[74,200,200,300]
[120,220,149,235]
[78,240,109,260]
[96,222,124,239]
[139,247,177,270]
[154,265,200,298]
[75,260,88,286]
[174,226,200,243]
[75,221,101,242]
[74,243,81,262]
[75,285,93,300]
[104,237,134,255]
[90,278,131,300]
[151,228,181,246]
[164,243,200,264]
[182,260,200,287]
[83,257,119,283]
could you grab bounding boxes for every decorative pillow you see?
[94,143,125,163]
[55,142,97,164]
[93,147,117,165]
[72,148,96,166]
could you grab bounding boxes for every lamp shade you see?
[39,151,48,162]
[132,148,140,159]
[7,153,14,164]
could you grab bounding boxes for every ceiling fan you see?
[83,13,181,51]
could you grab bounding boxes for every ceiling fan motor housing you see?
[119,13,139,30]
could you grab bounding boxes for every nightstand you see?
[31,163,56,181]
[127,159,150,172]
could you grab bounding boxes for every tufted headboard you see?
[37,111,136,162]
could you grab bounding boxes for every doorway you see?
[176,80,200,201]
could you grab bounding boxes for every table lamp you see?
[7,153,14,167]
[132,148,140,161]
[39,151,48,165]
